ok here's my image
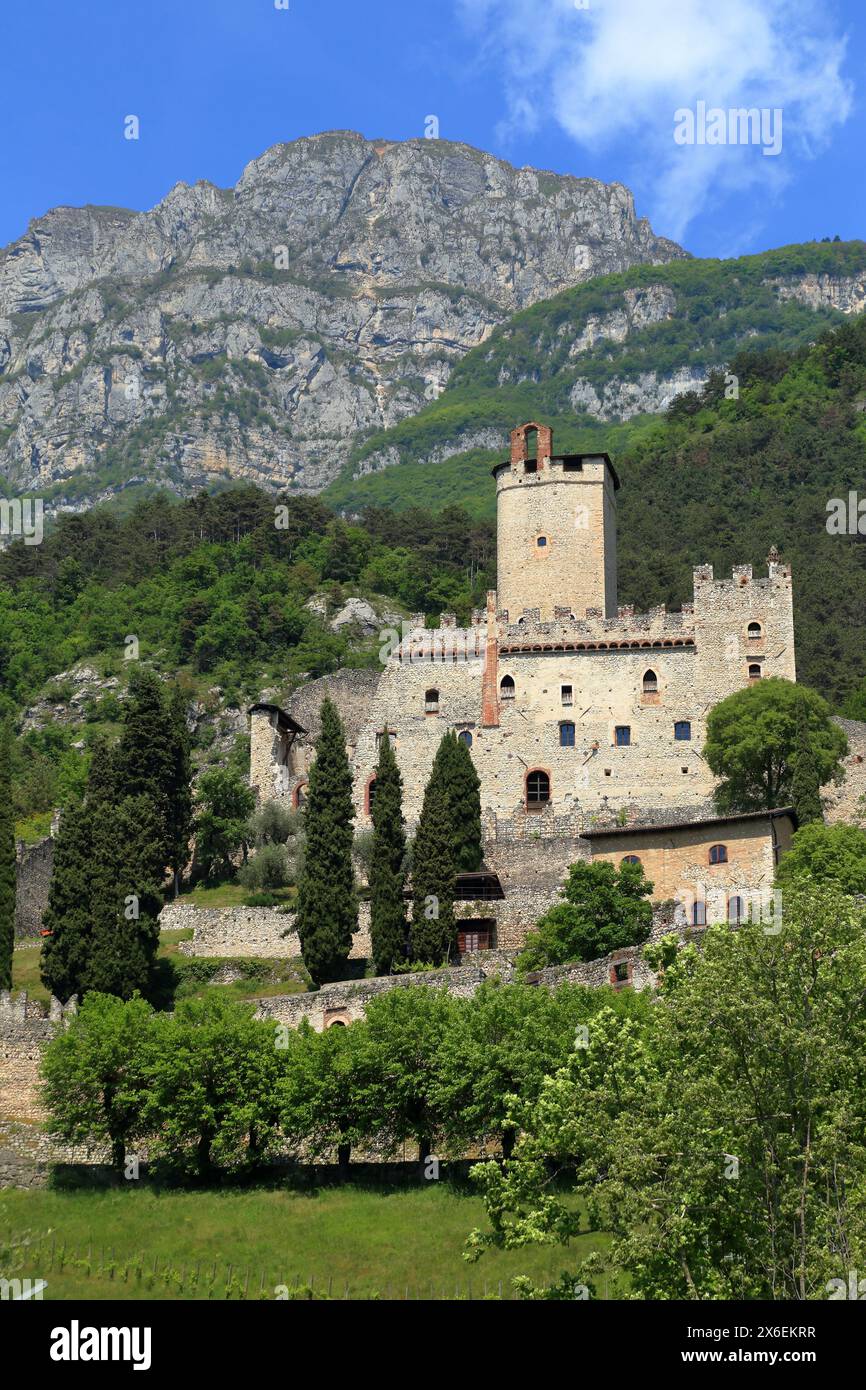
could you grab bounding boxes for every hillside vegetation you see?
[325,240,866,516]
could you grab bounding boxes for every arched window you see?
[692,900,707,926]
[709,844,728,865]
[458,730,473,748]
[642,669,658,693]
[748,663,762,681]
[728,896,745,923]
[747,622,762,641]
[500,675,515,700]
[674,721,691,741]
[622,854,641,866]
[523,426,538,472]
[559,722,575,747]
[425,688,439,713]
[327,1019,347,1028]
[366,777,377,816]
[292,781,308,809]
[526,769,550,807]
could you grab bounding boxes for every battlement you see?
[499,603,695,651]
[693,553,792,594]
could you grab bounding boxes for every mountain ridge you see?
[0,131,684,515]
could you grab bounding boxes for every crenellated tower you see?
[492,422,619,623]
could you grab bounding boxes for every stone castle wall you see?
[15,835,54,938]
[163,901,373,959]
[0,991,76,1124]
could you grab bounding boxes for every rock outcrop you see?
[0,131,685,512]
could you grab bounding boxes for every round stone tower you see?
[492,422,619,623]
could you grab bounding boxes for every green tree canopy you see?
[294,698,357,986]
[469,884,866,1300]
[194,768,256,880]
[369,735,408,975]
[409,774,456,965]
[518,858,654,970]
[0,723,16,991]
[705,677,847,813]
[776,819,866,895]
[40,992,154,1172]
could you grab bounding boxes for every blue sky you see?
[1,0,864,258]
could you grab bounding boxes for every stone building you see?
[250,421,800,946]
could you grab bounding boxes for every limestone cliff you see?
[0,131,684,511]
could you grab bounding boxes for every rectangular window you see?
[614,726,631,747]
[561,685,573,707]
[559,722,575,747]
[674,721,691,741]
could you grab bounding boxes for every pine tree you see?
[115,666,173,876]
[295,699,357,986]
[85,793,163,1000]
[166,686,193,896]
[40,739,115,1003]
[369,735,407,974]
[439,730,483,872]
[410,774,456,965]
[40,803,93,1002]
[0,725,17,991]
[791,694,824,826]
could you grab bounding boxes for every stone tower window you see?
[559,722,575,747]
[458,730,473,748]
[366,777,377,816]
[536,535,547,548]
[292,781,308,809]
[747,622,762,641]
[561,684,573,706]
[500,675,515,700]
[692,900,707,926]
[425,688,439,713]
[674,721,691,741]
[748,663,762,681]
[642,669,658,693]
[526,769,551,808]
[614,725,631,747]
[709,844,728,865]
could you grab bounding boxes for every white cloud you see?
[457,0,853,243]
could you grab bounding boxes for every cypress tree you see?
[440,731,483,871]
[791,694,824,826]
[369,735,407,974]
[410,774,456,965]
[166,686,193,896]
[0,725,16,991]
[86,792,163,1000]
[115,666,173,874]
[40,803,93,1002]
[40,739,114,1003]
[295,698,357,986]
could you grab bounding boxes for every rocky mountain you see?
[323,240,866,517]
[0,131,684,513]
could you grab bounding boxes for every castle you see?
[250,422,798,960]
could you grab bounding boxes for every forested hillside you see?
[325,240,866,516]
[0,490,494,823]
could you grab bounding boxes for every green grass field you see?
[0,1183,614,1300]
